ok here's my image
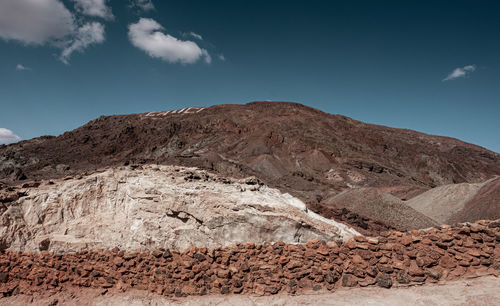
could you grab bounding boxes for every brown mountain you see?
[1,101,499,228]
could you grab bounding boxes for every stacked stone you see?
[0,220,498,298]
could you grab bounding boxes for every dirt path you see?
[2,275,498,306]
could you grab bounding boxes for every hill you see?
[1,101,499,230]
[1,102,498,195]
[407,176,500,224]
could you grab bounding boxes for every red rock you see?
[344,239,356,249]
[351,255,364,265]
[401,236,412,246]
[378,256,389,264]
[306,239,319,249]
[467,249,481,257]
[83,265,93,272]
[448,266,467,278]
[408,262,424,276]
[439,255,457,269]
[326,241,338,248]
[359,276,376,287]
[377,264,394,274]
[356,243,369,250]
[354,236,367,243]
[392,260,405,270]
[253,284,266,295]
[316,247,329,256]
[421,238,432,245]
[245,242,255,249]
[379,243,394,251]
[341,274,358,287]
[287,260,302,270]
[113,257,124,267]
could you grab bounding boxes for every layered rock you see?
[0,165,358,253]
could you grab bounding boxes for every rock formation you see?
[0,165,357,253]
[0,101,498,303]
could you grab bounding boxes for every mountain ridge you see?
[1,102,498,196]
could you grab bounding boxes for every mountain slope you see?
[1,101,499,219]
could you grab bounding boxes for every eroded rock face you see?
[0,165,358,253]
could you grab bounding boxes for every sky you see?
[0,0,499,153]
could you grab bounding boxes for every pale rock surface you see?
[0,165,358,253]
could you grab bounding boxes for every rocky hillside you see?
[1,102,499,204]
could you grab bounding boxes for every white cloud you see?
[0,128,21,145]
[0,0,75,45]
[443,65,476,81]
[71,0,114,20]
[60,22,105,64]
[0,0,106,63]
[187,32,203,40]
[16,64,31,71]
[128,18,210,64]
[202,50,212,64]
[129,0,155,11]
[218,54,226,61]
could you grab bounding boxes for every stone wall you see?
[0,220,498,298]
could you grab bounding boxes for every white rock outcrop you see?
[0,165,358,253]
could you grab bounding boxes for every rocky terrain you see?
[0,165,357,253]
[1,102,499,232]
[0,220,498,301]
[0,101,499,304]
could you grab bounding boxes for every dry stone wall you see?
[0,220,498,298]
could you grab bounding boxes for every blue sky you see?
[0,0,499,152]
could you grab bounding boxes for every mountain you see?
[1,101,499,229]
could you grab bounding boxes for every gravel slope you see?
[407,177,500,224]
[324,187,438,230]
